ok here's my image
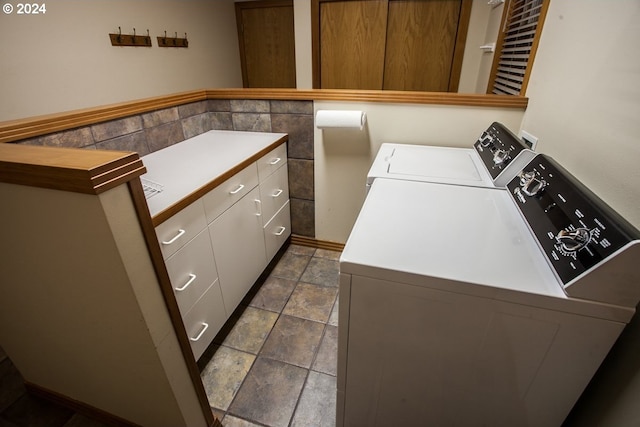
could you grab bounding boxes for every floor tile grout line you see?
[207,245,343,426]
[219,247,316,424]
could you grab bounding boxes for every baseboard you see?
[24,381,223,427]
[291,234,345,252]
[24,381,141,426]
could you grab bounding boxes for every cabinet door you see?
[208,187,267,315]
[384,0,463,91]
[235,1,296,88]
[319,0,388,89]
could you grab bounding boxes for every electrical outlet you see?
[520,130,538,150]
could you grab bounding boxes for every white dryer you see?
[366,122,535,191]
[338,154,640,427]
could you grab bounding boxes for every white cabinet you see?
[259,163,289,225]
[202,163,259,223]
[164,229,218,315]
[144,131,290,361]
[155,200,207,260]
[157,201,226,361]
[207,145,291,315]
[264,200,291,260]
[209,186,267,313]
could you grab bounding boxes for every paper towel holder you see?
[315,110,367,130]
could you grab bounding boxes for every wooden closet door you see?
[383,0,463,92]
[320,1,388,89]
[236,1,296,88]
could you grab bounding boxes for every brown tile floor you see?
[199,244,340,427]
[0,243,340,427]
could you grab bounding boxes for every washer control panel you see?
[508,154,640,295]
[474,122,532,180]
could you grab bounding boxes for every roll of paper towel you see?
[315,110,366,130]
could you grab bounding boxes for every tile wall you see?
[17,100,316,237]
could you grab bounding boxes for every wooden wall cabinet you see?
[314,0,472,92]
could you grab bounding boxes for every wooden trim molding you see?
[0,89,527,144]
[0,143,146,194]
[0,90,208,144]
[291,234,345,252]
[127,179,219,427]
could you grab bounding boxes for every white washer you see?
[338,154,640,427]
[366,122,536,191]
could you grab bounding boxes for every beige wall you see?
[521,2,640,425]
[0,0,242,121]
[521,0,640,230]
[457,0,503,94]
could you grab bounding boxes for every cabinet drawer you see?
[183,281,227,360]
[156,200,207,260]
[259,163,289,226]
[257,143,287,182]
[164,229,218,315]
[203,163,259,223]
[264,200,291,261]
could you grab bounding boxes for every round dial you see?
[556,228,592,253]
[493,149,510,166]
[479,132,494,148]
[518,171,547,197]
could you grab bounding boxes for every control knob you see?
[518,170,547,197]
[493,148,511,166]
[556,228,591,252]
[479,132,494,148]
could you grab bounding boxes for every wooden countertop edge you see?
[0,89,528,143]
[0,143,146,194]
[150,134,289,227]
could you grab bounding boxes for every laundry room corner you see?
[312,100,525,243]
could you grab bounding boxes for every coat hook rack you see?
[109,27,152,47]
[157,31,188,48]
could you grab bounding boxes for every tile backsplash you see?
[17,99,315,237]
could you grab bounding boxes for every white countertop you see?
[141,130,287,219]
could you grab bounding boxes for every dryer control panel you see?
[508,154,640,307]
[474,122,534,181]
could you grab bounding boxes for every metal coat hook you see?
[109,26,152,47]
[156,30,189,48]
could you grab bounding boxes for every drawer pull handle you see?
[272,189,283,198]
[230,184,245,195]
[175,274,196,292]
[190,322,209,342]
[255,199,262,216]
[162,229,185,245]
[269,157,282,165]
[274,226,286,236]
